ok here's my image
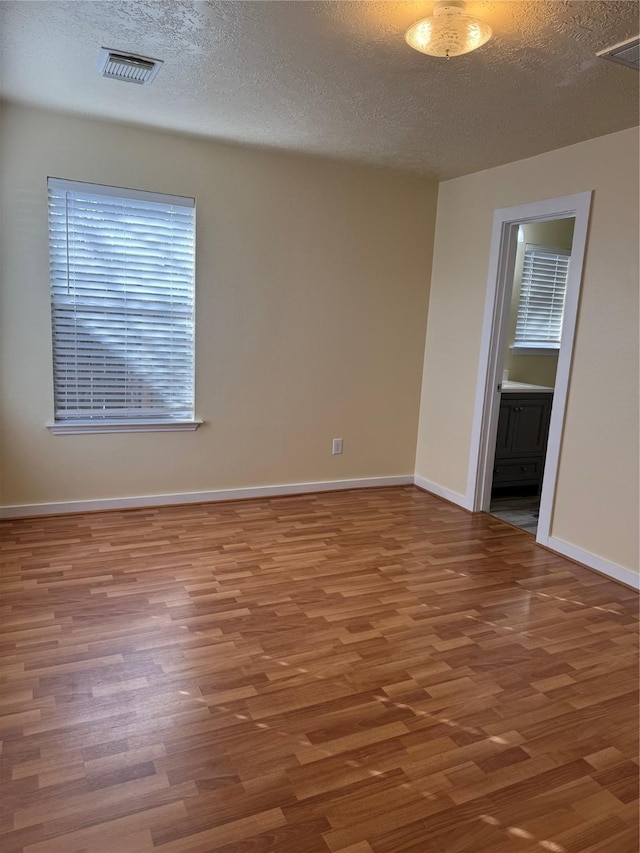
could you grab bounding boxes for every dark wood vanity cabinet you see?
[493,393,553,490]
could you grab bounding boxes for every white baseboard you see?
[547,535,640,591]
[413,475,474,511]
[0,475,414,519]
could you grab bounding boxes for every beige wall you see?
[503,218,575,388]
[0,103,437,507]
[416,127,639,574]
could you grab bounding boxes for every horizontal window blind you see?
[515,244,570,348]
[48,178,195,422]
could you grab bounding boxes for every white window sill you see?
[46,419,203,435]
[510,344,560,356]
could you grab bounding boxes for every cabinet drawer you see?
[492,457,544,484]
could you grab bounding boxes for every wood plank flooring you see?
[1,486,638,853]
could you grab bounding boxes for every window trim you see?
[47,177,195,209]
[47,178,199,433]
[509,343,560,356]
[46,419,202,435]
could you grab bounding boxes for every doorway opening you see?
[466,192,592,547]
[489,217,575,535]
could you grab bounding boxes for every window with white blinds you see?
[48,178,196,430]
[514,244,571,351]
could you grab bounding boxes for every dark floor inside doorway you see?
[490,493,540,534]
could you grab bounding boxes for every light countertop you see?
[501,380,554,393]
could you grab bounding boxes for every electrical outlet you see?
[332,438,343,455]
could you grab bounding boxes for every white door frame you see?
[465,191,592,546]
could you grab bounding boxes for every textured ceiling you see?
[1,1,638,179]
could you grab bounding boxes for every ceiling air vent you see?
[97,48,163,84]
[596,36,640,71]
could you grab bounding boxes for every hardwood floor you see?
[1,485,638,853]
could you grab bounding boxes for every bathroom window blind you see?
[48,178,195,423]
[514,244,570,349]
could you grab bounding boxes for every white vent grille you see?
[97,49,163,84]
[597,36,640,71]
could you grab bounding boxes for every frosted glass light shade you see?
[405,2,492,58]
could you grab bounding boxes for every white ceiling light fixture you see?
[405,1,492,59]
